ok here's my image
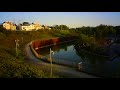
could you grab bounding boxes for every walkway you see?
[24,42,99,78]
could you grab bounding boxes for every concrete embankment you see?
[25,42,99,78]
[29,36,78,62]
[31,36,78,49]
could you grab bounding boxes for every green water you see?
[36,41,120,78]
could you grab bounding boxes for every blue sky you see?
[0,12,120,28]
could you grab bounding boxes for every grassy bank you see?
[0,29,72,78]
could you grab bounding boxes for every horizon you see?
[0,12,120,28]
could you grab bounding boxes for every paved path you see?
[24,42,99,78]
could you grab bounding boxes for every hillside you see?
[0,30,72,78]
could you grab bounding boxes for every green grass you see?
[0,29,72,78]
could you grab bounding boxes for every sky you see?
[0,12,120,28]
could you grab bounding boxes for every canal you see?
[35,40,120,78]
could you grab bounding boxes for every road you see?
[24,42,99,78]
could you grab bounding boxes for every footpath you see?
[24,42,99,78]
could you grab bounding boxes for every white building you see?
[18,22,43,31]
[3,21,16,30]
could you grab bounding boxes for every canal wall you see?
[29,36,78,62]
[29,41,44,59]
[31,36,78,49]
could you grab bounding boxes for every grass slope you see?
[0,30,72,78]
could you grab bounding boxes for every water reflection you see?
[74,44,120,77]
[36,40,82,67]
[35,40,120,77]
[36,41,76,55]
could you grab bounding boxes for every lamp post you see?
[50,48,54,78]
[15,39,19,57]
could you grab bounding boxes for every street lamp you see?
[15,39,19,57]
[50,48,54,78]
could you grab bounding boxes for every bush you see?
[0,32,5,39]
[0,25,6,32]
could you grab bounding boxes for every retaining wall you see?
[29,36,78,62]
[31,36,78,49]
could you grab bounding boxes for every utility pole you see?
[15,39,19,57]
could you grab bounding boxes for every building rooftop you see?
[22,24,30,26]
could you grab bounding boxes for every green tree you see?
[54,25,59,30]
[60,25,69,30]
[0,25,6,33]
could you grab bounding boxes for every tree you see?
[53,25,59,30]
[0,25,6,32]
[115,26,120,38]
[59,25,69,30]
[52,25,69,30]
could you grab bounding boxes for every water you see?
[36,41,120,78]
[36,41,81,66]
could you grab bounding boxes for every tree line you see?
[49,25,69,30]
[1,23,120,39]
[69,24,120,39]
[47,24,120,40]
